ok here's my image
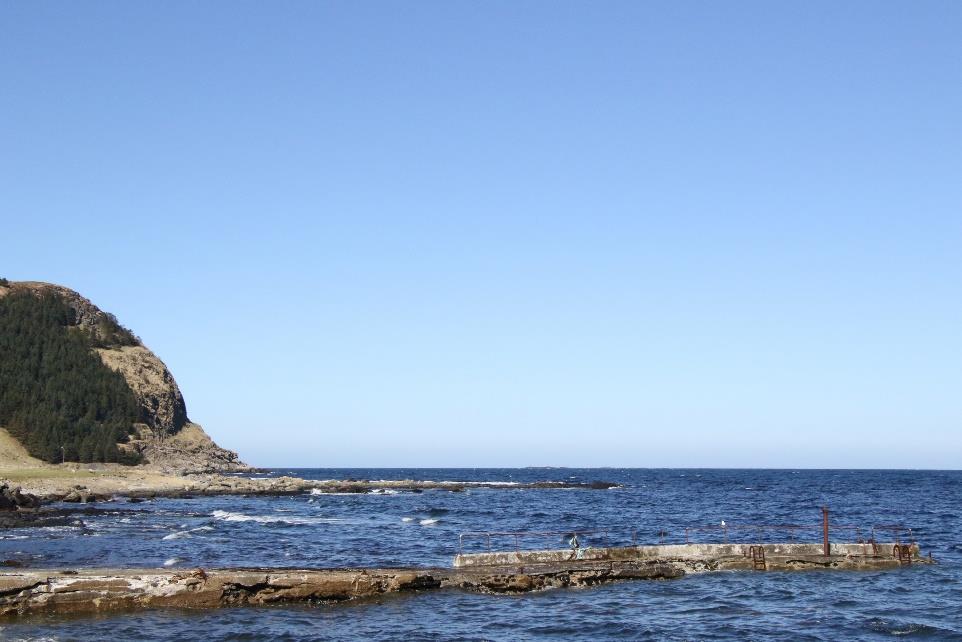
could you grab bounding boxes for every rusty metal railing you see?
[458,529,612,556]
[458,508,918,558]
[683,523,814,544]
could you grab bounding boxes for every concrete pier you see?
[0,542,931,618]
[454,541,928,572]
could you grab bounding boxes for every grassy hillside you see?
[0,288,142,464]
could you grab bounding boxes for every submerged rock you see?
[0,509,85,530]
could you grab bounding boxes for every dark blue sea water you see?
[1,469,960,640]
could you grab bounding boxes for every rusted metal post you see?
[822,506,830,556]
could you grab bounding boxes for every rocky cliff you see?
[95,346,188,435]
[0,281,248,472]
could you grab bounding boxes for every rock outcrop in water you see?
[0,484,40,511]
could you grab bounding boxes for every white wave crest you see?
[439,481,520,486]
[162,526,215,540]
[419,518,439,526]
[211,510,341,525]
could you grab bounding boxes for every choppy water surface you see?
[2,469,960,640]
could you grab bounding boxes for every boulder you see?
[0,483,42,510]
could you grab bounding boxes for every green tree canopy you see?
[0,290,142,464]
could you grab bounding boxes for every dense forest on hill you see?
[0,289,142,464]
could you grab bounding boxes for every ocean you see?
[1,468,960,640]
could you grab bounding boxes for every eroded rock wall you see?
[96,346,187,434]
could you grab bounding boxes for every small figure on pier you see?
[569,533,580,550]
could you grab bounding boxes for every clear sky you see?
[2,2,960,468]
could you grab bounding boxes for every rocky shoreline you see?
[11,474,619,503]
[0,473,620,528]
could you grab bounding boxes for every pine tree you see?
[0,290,142,464]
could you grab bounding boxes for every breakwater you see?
[0,542,931,618]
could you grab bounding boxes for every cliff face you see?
[0,281,248,472]
[95,346,187,435]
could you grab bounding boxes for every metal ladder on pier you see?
[894,544,912,566]
[748,545,766,571]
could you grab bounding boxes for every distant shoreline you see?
[0,465,620,512]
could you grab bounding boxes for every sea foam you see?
[211,510,340,525]
[162,526,215,540]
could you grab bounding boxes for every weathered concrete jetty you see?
[454,541,929,573]
[0,541,931,618]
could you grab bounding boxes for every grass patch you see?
[0,467,101,481]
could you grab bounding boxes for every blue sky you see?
[2,2,960,467]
